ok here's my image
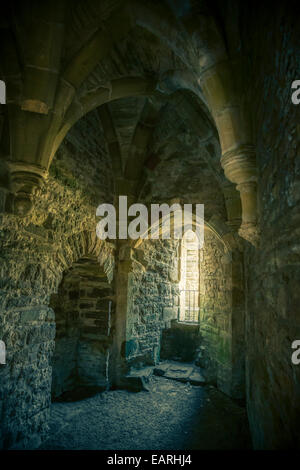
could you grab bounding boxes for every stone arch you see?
[43,0,208,173]
[0,178,116,447]
[47,77,157,167]
[49,0,254,239]
[198,61,258,244]
[48,72,214,170]
[132,211,233,254]
[3,0,257,245]
[48,231,115,401]
[62,0,196,92]
[51,231,115,295]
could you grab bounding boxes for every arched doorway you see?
[50,256,114,401]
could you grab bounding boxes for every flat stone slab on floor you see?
[154,361,206,385]
[128,366,153,379]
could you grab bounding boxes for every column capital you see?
[7,162,48,216]
[221,145,257,185]
[221,146,260,247]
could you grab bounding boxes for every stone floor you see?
[38,364,252,450]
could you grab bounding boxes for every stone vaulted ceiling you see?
[49,0,228,221]
[2,0,254,239]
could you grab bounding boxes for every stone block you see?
[163,307,178,321]
[125,339,139,357]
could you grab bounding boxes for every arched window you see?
[0,340,6,364]
[0,80,6,104]
[178,230,200,323]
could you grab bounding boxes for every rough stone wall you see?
[0,142,114,449]
[238,2,300,448]
[76,272,114,391]
[126,239,179,368]
[197,231,233,396]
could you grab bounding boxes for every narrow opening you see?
[49,256,114,402]
[179,230,200,324]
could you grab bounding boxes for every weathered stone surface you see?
[125,239,179,368]
[154,361,206,386]
[50,258,114,401]
[237,2,300,449]
[123,375,150,392]
[0,149,115,449]
[162,307,178,321]
[189,371,206,386]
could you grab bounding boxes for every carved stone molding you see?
[7,162,48,216]
[221,146,260,247]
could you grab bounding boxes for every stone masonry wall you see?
[197,231,234,396]
[0,139,114,449]
[236,2,300,448]
[126,239,180,368]
[76,267,114,392]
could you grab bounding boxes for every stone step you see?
[128,366,153,379]
[153,361,206,386]
[125,366,154,392]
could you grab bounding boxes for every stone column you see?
[110,241,134,387]
[200,61,259,246]
[221,146,259,245]
[222,182,242,231]
[21,1,65,115]
[110,188,136,387]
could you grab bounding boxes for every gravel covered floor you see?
[39,374,252,450]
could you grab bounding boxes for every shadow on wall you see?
[50,256,114,402]
[160,320,200,362]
